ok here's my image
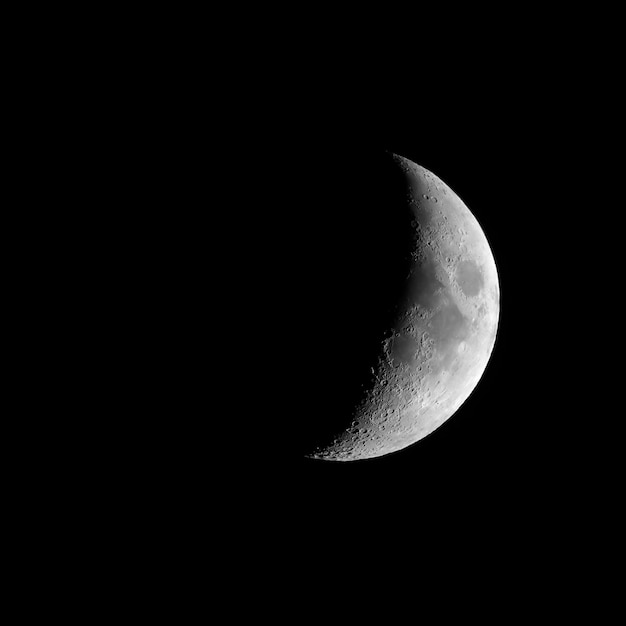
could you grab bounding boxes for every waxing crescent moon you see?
[307,154,500,461]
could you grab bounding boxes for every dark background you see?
[80,37,617,595]
[290,132,550,491]
[207,95,596,551]
[218,99,619,589]
[129,73,604,538]
[16,11,621,614]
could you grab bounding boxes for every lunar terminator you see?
[307,154,500,461]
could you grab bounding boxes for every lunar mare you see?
[307,155,500,461]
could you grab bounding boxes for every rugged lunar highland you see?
[307,155,500,461]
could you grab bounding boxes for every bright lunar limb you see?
[307,155,500,461]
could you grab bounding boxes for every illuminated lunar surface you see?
[307,155,500,461]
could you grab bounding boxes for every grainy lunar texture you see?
[307,155,500,461]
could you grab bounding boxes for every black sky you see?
[231,82,605,541]
[118,55,613,574]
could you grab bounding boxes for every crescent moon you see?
[307,154,500,461]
